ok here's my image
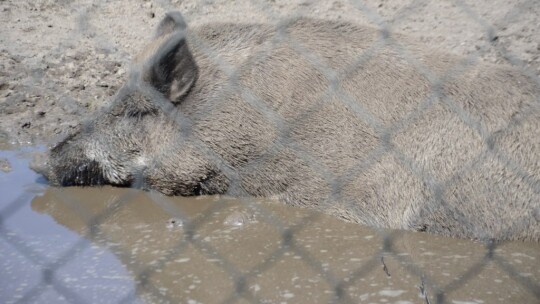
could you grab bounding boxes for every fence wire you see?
[1,0,540,303]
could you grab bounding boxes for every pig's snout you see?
[30,151,50,180]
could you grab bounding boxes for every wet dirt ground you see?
[1,149,539,303]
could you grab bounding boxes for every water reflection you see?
[1,149,539,303]
[0,149,140,304]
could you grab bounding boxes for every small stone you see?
[224,211,255,227]
[96,81,109,88]
[0,157,11,173]
[167,218,183,230]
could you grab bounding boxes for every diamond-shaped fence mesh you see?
[1,0,539,303]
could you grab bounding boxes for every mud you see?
[1,150,539,303]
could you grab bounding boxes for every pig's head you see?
[31,12,229,196]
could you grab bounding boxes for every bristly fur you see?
[60,160,107,187]
[34,12,540,241]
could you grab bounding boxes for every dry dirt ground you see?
[0,0,539,146]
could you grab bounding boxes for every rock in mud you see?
[0,157,12,173]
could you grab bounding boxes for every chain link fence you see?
[1,0,539,303]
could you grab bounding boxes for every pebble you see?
[0,157,12,173]
[167,218,184,230]
[224,210,255,227]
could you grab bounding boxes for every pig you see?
[32,12,540,241]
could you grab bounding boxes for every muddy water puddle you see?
[1,149,539,304]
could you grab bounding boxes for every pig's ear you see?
[154,11,187,39]
[148,25,198,103]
